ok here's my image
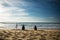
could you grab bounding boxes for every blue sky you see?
[0,0,60,22]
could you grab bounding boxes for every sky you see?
[0,0,60,22]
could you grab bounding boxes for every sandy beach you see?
[0,29,60,40]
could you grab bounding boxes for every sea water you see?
[0,22,60,30]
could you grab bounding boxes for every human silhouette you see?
[22,25,25,30]
[16,23,18,29]
[34,25,37,30]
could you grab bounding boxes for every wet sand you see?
[0,29,60,40]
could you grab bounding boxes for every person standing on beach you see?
[22,25,25,30]
[34,25,37,30]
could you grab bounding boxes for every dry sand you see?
[0,29,60,40]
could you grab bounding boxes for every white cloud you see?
[0,0,59,22]
[0,0,28,21]
[0,0,30,22]
[4,0,28,7]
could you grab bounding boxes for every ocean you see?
[0,22,60,30]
